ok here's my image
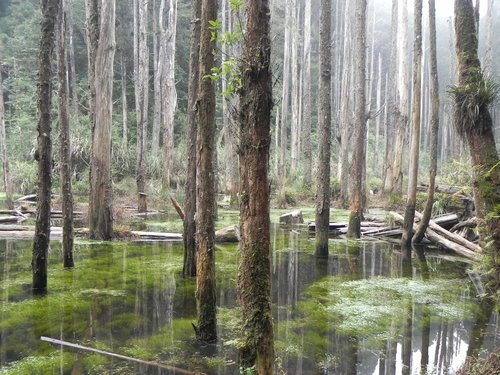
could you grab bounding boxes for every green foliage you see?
[10,161,37,194]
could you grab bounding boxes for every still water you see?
[0,226,497,374]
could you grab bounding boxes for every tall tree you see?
[161,0,178,189]
[347,0,367,238]
[120,54,129,152]
[195,0,217,342]
[402,0,423,250]
[0,71,13,210]
[238,0,274,371]
[32,0,60,294]
[414,0,440,243]
[315,0,332,257]
[134,0,149,212]
[302,0,312,186]
[182,0,202,277]
[88,0,115,240]
[57,0,74,268]
[454,0,500,287]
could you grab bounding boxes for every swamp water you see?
[0,226,497,374]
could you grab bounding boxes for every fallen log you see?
[215,225,240,243]
[40,336,201,375]
[169,196,185,221]
[0,217,19,224]
[279,210,304,225]
[450,217,477,232]
[131,231,183,241]
[414,211,481,253]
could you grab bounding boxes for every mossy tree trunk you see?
[32,0,60,294]
[413,0,439,244]
[195,0,217,342]
[347,0,367,239]
[238,0,274,372]
[454,0,500,289]
[0,71,13,210]
[57,0,74,268]
[315,0,332,257]
[182,0,201,277]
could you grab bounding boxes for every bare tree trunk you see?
[347,0,367,238]
[162,0,178,189]
[151,0,162,156]
[373,53,382,173]
[302,0,312,186]
[66,0,78,116]
[121,54,129,151]
[238,0,274,371]
[402,0,423,250]
[0,73,13,210]
[58,0,74,268]
[454,0,500,289]
[414,0,439,244]
[290,0,300,175]
[383,0,399,194]
[182,0,201,278]
[195,0,217,343]
[315,0,332,257]
[88,0,115,240]
[484,0,493,76]
[135,0,149,212]
[33,0,60,294]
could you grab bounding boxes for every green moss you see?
[0,352,75,375]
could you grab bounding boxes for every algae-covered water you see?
[0,224,498,374]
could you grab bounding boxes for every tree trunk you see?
[347,0,367,239]
[315,0,332,257]
[151,0,162,156]
[135,0,149,212]
[161,0,178,189]
[0,72,13,210]
[88,0,115,240]
[66,0,78,116]
[402,0,423,250]
[484,0,493,76]
[414,0,439,244]
[290,0,300,176]
[121,54,129,152]
[238,0,274,372]
[195,0,217,343]
[182,0,201,278]
[33,0,60,294]
[57,0,74,268]
[454,0,500,289]
[302,0,312,186]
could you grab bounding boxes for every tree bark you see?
[135,0,149,212]
[58,0,74,268]
[152,0,162,156]
[162,0,178,189]
[66,0,78,116]
[454,0,500,289]
[402,0,423,250]
[302,0,312,186]
[33,0,60,294]
[238,0,274,372]
[88,0,115,240]
[120,54,129,152]
[182,0,201,278]
[290,0,300,176]
[413,0,439,244]
[0,71,13,210]
[195,0,217,342]
[315,0,332,256]
[347,0,367,239]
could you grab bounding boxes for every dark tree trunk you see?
[183,0,201,278]
[238,0,274,372]
[414,0,439,243]
[454,0,500,289]
[58,0,74,268]
[33,0,60,294]
[347,0,367,238]
[402,0,423,250]
[315,0,332,257]
[195,0,217,343]
[88,0,115,240]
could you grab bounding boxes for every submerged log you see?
[131,231,183,241]
[279,210,304,225]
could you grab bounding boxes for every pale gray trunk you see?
[67,0,78,115]
[402,0,423,250]
[373,53,382,173]
[0,72,13,210]
[121,54,128,151]
[484,0,493,75]
[302,0,312,186]
[290,0,300,175]
[151,0,162,156]
[162,0,178,189]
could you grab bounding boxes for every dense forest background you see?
[0,0,498,201]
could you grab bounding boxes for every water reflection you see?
[0,227,497,374]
